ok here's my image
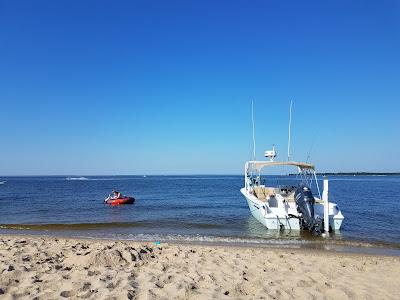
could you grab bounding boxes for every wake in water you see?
[65,177,141,181]
[66,177,89,181]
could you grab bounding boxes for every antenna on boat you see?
[252,100,256,161]
[287,100,293,162]
[306,139,315,163]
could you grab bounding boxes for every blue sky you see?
[0,0,399,175]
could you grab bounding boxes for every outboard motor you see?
[295,185,323,235]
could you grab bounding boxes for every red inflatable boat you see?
[104,196,135,205]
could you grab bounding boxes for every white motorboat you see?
[0,181,5,185]
[240,148,344,235]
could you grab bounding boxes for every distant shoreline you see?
[316,172,400,176]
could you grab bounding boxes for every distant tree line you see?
[317,172,400,176]
[288,172,400,176]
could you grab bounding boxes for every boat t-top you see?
[241,147,344,235]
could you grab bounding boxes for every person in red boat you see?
[104,191,135,205]
[112,190,122,199]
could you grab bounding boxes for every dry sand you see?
[0,235,399,299]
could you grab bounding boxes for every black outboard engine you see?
[294,185,323,235]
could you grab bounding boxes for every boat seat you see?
[264,187,276,198]
[253,187,266,200]
[253,187,276,201]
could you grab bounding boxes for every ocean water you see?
[1,175,400,254]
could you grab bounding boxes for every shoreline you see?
[2,230,400,257]
[2,233,398,258]
[1,234,399,299]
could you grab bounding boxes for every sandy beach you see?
[0,235,399,299]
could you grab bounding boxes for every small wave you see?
[163,177,236,180]
[0,221,225,231]
[0,222,143,231]
[74,233,400,255]
[87,178,138,181]
[65,177,144,181]
[2,223,399,250]
[2,225,400,255]
[97,234,400,256]
[66,177,89,181]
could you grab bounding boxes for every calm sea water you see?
[1,175,399,253]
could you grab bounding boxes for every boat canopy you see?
[246,161,315,172]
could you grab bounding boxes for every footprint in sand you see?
[296,279,312,288]
[60,290,74,298]
[81,282,91,291]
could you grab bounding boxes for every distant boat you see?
[66,177,89,181]
[0,181,6,185]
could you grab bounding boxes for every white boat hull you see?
[241,188,344,231]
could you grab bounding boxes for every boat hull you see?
[244,195,301,230]
[105,197,135,205]
[241,188,343,231]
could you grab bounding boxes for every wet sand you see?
[0,235,399,299]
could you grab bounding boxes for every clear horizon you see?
[1,171,400,177]
[1,0,399,175]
